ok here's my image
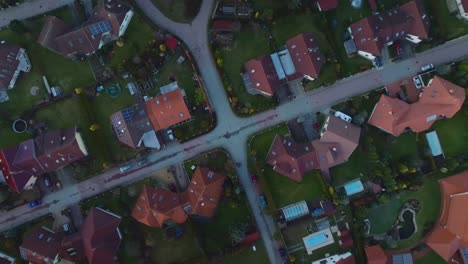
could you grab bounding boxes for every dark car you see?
[137,158,148,166]
[28,200,42,208]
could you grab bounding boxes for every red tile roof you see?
[132,166,225,228]
[0,127,88,193]
[462,0,468,10]
[368,76,465,136]
[350,0,430,56]
[20,226,63,264]
[286,33,324,79]
[365,245,388,264]
[212,20,235,31]
[385,77,421,103]
[245,55,284,96]
[185,167,225,218]
[336,255,356,264]
[145,88,191,131]
[315,0,339,11]
[427,171,468,261]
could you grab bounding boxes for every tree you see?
[216,57,223,67]
[9,19,28,34]
[229,222,249,245]
[288,0,302,11]
[194,89,204,105]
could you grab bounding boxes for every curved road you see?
[2,0,468,263]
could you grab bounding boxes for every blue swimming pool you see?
[304,233,327,248]
[344,180,364,196]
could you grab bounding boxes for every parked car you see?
[119,164,132,173]
[259,194,268,208]
[136,158,148,166]
[250,174,257,184]
[28,200,42,208]
[421,63,434,72]
[43,174,52,187]
[413,76,423,89]
[167,129,175,141]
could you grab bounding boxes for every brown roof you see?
[132,186,188,227]
[320,116,361,164]
[245,55,284,96]
[427,171,468,261]
[0,40,21,90]
[266,135,319,182]
[145,88,191,131]
[185,167,225,218]
[385,77,421,103]
[350,0,429,56]
[0,127,88,193]
[369,76,465,136]
[132,166,225,228]
[20,226,63,264]
[315,0,339,11]
[80,208,122,264]
[365,245,388,264]
[286,33,324,79]
[37,16,69,52]
[110,103,153,148]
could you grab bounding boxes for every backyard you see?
[423,0,468,40]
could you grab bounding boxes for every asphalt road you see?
[2,0,468,263]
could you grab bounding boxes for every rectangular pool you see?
[303,228,334,254]
[304,233,327,248]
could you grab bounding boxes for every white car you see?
[334,111,352,123]
[413,76,423,89]
[421,64,434,72]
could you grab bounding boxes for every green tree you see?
[194,89,204,105]
[398,163,409,174]
[9,19,28,34]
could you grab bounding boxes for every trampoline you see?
[105,83,121,98]
[12,119,27,133]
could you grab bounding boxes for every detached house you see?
[243,32,324,97]
[20,207,122,264]
[0,127,88,193]
[348,0,429,61]
[368,76,465,136]
[132,166,225,228]
[0,40,31,102]
[38,0,133,58]
[266,115,361,183]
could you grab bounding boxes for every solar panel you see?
[122,108,134,123]
[461,248,468,262]
[89,20,111,36]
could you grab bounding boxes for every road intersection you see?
[2,0,468,263]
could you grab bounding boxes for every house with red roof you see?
[266,115,361,182]
[132,166,225,228]
[243,33,324,97]
[426,171,468,262]
[37,0,133,58]
[454,0,468,21]
[314,0,339,12]
[20,207,122,264]
[368,76,465,136]
[144,84,191,131]
[348,0,429,61]
[365,245,388,264]
[0,127,88,193]
[0,40,31,102]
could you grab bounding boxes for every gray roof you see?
[392,253,413,264]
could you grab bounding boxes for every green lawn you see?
[415,250,446,264]
[151,0,200,23]
[220,27,276,115]
[222,241,269,264]
[367,172,442,248]
[423,0,468,40]
[183,150,233,179]
[432,112,468,157]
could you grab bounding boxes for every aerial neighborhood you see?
[0,0,467,263]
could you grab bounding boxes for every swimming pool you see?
[344,180,364,196]
[304,233,327,248]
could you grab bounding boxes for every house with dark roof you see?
[144,84,191,131]
[365,245,388,264]
[110,102,160,149]
[454,0,468,21]
[0,40,31,102]
[266,115,361,182]
[0,127,88,193]
[314,0,339,12]
[37,0,133,58]
[243,33,324,97]
[368,76,465,136]
[20,207,121,264]
[348,0,429,61]
[132,166,225,228]
[426,171,468,262]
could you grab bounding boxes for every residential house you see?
[368,76,465,136]
[144,84,191,131]
[314,0,339,12]
[426,171,468,262]
[37,0,133,58]
[0,251,15,264]
[20,207,122,264]
[132,166,225,228]
[348,0,429,61]
[266,115,360,182]
[0,127,88,193]
[110,103,160,149]
[454,0,468,21]
[0,40,32,102]
[365,245,388,264]
[243,33,324,97]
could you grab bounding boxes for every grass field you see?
[415,250,446,264]
[432,111,468,157]
[221,241,269,264]
[151,0,200,23]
